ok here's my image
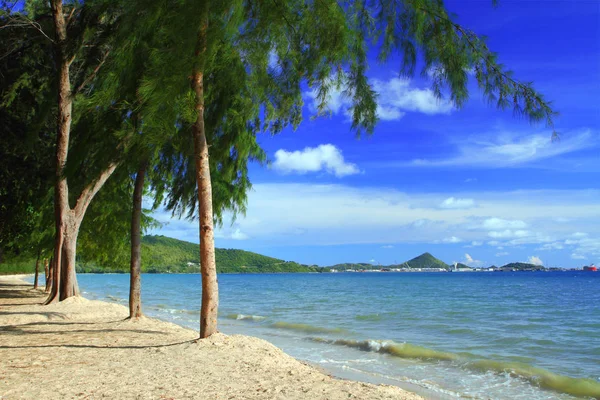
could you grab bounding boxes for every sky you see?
[149,0,600,269]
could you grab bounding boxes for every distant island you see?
[328,252,548,273]
[71,235,564,274]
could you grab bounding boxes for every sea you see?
[31,271,600,399]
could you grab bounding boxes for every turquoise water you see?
[66,272,599,399]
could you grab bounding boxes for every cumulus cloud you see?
[409,130,597,168]
[443,236,463,243]
[439,197,476,210]
[147,186,600,265]
[231,229,249,240]
[464,253,484,267]
[488,230,531,239]
[563,235,600,259]
[273,144,360,177]
[496,252,509,257]
[528,256,543,265]
[304,76,452,121]
[371,78,453,116]
[536,242,564,251]
[381,245,394,249]
[571,253,586,260]
[482,218,528,230]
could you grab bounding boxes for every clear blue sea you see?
[44,272,600,399]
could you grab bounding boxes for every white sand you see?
[0,276,423,399]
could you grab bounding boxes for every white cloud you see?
[304,76,452,121]
[536,242,564,251]
[371,78,453,116]
[409,130,597,168]
[443,236,463,243]
[482,218,528,230]
[563,235,600,259]
[464,178,477,183]
[496,252,509,257]
[528,256,543,265]
[412,219,432,228]
[231,229,249,240]
[381,245,394,249]
[488,230,531,239]
[273,144,360,177]
[439,197,476,210]
[148,186,600,267]
[571,253,587,260]
[464,253,484,267]
[572,232,588,238]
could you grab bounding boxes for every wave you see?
[309,338,459,361]
[309,337,600,398]
[466,359,600,398]
[225,313,267,321]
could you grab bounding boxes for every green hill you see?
[77,235,322,274]
[400,252,449,269]
[499,262,544,271]
[329,262,374,271]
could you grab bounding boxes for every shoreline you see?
[0,275,423,399]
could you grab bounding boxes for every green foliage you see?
[0,254,38,275]
[401,252,450,269]
[500,262,544,271]
[329,263,374,271]
[76,235,323,274]
[0,8,55,258]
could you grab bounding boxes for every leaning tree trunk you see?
[45,0,119,304]
[128,162,146,319]
[33,249,41,289]
[192,3,218,338]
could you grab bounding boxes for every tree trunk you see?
[46,0,72,304]
[43,258,49,291]
[33,249,41,289]
[128,162,146,319]
[59,220,80,300]
[45,257,53,293]
[193,3,218,338]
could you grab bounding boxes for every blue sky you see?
[150,0,600,269]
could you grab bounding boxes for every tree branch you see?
[0,15,55,43]
[74,161,119,220]
[73,49,110,95]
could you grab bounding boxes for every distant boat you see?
[583,264,597,272]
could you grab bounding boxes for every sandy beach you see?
[0,275,422,399]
